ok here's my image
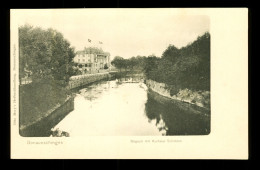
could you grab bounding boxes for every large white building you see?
[73,48,110,74]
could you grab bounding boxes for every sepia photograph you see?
[10,9,248,159]
[17,10,210,137]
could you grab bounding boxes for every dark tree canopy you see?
[161,45,180,63]
[19,25,78,125]
[111,55,148,73]
[111,56,126,71]
[145,32,210,92]
[101,32,210,93]
[19,25,76,87]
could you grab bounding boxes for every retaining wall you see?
[145,79,210,109]
[67,72,112,89]
[19,96,74,137]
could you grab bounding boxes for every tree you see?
[128,57,137,71]
[111,56,125,72]
[104,63,108,69]
[161,45,180,63]
[134,56,147,71]
[19,24,33,84]
[143,55,160,80]
[19,25,76,87]
[144,32,210,92]
[19,25,77,130]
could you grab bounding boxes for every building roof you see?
[76,51,85,55]
[76,47,110,56]
[76,51,109,57]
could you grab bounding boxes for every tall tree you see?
[145,32,210,92]
[111,56,125,72]
[143,55,160,80]
[19,25,76,87]
[161,45,180,63]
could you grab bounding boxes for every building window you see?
[78,59,80,62]
[83,59,85,62]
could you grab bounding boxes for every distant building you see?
[73,48,110,74]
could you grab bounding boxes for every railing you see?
[78,69,110,74]
[68,72,111,89]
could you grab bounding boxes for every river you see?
[53,76,210,136]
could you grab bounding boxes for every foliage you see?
[143,55,160,79]
[104,63,108,69]
[109,32,210,93]
[111,55,147,72]
[19,25,76,126]
[145,32,210,93]
[111,56,126,71]
[161,45,180,63]
[99,32,210,94]
[19,24,76,87]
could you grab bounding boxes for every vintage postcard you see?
[10,8,248,159]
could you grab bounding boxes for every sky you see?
[14,9,210,60]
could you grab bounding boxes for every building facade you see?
[73,49,110,74]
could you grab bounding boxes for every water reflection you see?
[145,90,210,135]
[54,77,163,136]
[53,76,210,136]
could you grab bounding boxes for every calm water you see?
[53,77,210,136]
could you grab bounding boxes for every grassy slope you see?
[19,82,69,127]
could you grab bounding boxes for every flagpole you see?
[88,39,92,54]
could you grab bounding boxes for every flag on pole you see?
[99,41,103,44]
[88,39,91,43]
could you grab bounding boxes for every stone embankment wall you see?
[20,96,74,137]
[145,79,210,109]
[67,72,112,89]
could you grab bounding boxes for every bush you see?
[104,63,108,69]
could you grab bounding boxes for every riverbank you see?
[19,72,117,136]
[145,79,210,110]
[146,89,210,135]
[19,81,70,128]
[147,89,210,118]
[20,96,74,137]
